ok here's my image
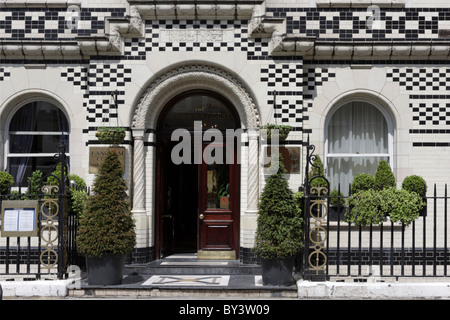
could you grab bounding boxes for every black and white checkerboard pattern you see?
[303,67,336,92]
[260,63,303,126]
[61,63,131,124]
[1,6,450,43]
[0,8,125,41]
[409,100,450,126]
[267,7,446,41]
[60,66,88,90]
[386,68,450,127]
[87,63,132,90]
[0,67,10,81]
[387,68,450,92]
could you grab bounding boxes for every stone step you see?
[125,254,262,276]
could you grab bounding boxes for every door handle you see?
[199,214,205,220]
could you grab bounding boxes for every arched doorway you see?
[155,90,241,259]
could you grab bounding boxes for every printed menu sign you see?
[1,200,39,237]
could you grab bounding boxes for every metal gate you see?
[0,144,74,280]
[302,141,330,281]
[302,140,450,280]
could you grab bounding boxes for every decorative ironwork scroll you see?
[303,137,330,281]
[308,186,328,275]
[40,185,60,275]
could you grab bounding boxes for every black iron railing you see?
[0,145,85,280]
[303,141,450,280]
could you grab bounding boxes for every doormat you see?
[142,275,230,286]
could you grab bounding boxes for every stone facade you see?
[1,0,450,263]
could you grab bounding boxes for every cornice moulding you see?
[0,39,120,60]
[270,37,450,60]
[129,3,257,20]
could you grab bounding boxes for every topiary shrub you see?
[308,155,328,189]
[380,187,425,226]
[96,127,126,145]
[253,153,303,260]
[330,189,346,208]
[346,189,385,226]
[260,124,292,142]
[402,175,427,196]
[0,171,14,195]
[77,150,136,257]
[294,190,305,215]
[346,187,425,227]
[351,173,375,194]
[375,160,395,190]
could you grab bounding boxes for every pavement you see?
[2,253,450,300]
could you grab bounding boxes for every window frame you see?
[324,97,394,187]
[4,98,70,184]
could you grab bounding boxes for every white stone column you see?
[131,128,147,249]
[246,129,259,213]
[241,129,259,259]
[132,129,146,212]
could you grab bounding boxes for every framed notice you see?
[1,200,39,237]
[263,146,301,174]
[89,147,125,174]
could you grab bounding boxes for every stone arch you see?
[131,65,260,130]
[130,65,262,256]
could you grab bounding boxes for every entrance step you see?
[125,253,262,276]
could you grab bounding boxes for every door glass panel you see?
[206,163,230,209]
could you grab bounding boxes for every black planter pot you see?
[260,257,295,286]
[86,254,126,285]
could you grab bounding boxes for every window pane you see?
[328,102,388,154]
[8,156,66,187]
[327,101,391,195]
[327,156,389,195]
[352,102,388,154]
[206,163,230,209]
[163,94,238,131]
[8,101,70,187]
[10,134,69,153]
[10,101,69,132]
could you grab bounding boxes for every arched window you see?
[7,101,69,186]
[325,101,393,195]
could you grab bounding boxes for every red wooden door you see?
[198,143,239,259]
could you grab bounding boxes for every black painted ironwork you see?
[302,139,450,280]
[0,144,76,280]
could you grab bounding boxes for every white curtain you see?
[327,102,389,195]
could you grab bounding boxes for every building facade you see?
[1,0,450,264]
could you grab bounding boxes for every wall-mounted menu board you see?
[1,200,39,237]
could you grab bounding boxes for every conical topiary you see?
[253,153,303,260]
[375,160,395,190]
[77,150,135,257]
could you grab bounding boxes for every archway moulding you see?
[131,65,261,132]
[320,89,401,131]
[0,88,73,128]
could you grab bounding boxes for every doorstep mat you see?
[142,275,230,286]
